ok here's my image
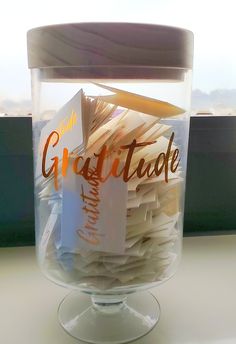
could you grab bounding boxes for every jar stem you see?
[91,295,127,314]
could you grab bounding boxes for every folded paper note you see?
[94,83,185,117]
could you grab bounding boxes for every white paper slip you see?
[127,204,148,226]
[60,159,127,255]
[39,203,59,263]
[127,194,142,208]
[36,89,89,178]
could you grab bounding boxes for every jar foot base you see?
[58,291,160,344]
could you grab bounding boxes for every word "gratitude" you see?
[42,131,180,190]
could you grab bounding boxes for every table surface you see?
[1,235,236,344]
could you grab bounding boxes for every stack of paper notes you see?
[35,84,185,290]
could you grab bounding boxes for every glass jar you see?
[27,22,193,344]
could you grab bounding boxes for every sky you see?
[0,0,235,101]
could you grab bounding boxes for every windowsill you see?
[1,235,236,343]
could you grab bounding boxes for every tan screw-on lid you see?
[27,22,193,79]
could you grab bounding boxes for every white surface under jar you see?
[27,23,194,344]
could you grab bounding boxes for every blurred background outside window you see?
[0,0,235,117]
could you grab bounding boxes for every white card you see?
[60,159,127,254]
[36,89,85,178]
